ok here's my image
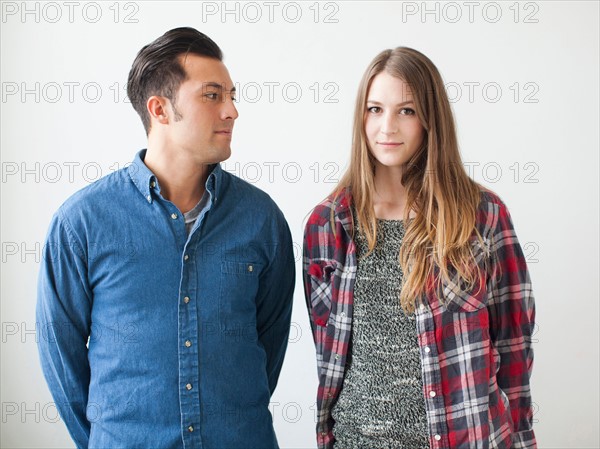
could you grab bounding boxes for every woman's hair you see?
[333,47,486,314]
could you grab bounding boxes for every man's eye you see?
[205,93,219,100]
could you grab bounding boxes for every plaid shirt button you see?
[429,390,436,397]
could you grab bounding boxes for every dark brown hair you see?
[127,27,223,134]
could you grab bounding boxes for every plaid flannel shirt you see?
[303,187,536,449]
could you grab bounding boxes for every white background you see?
[1,1,598,447]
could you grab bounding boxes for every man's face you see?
[165,54,238,164]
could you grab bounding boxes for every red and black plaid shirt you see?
[303,187,536,449]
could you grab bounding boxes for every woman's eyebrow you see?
[366,99,414,107]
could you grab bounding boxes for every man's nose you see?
[222,96,239,120]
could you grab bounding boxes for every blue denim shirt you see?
[36,150,295,449]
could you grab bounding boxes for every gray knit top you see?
[331,214,429,449]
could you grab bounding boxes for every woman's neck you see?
[372,164,415,220]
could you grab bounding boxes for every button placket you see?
[178,234,201,446]
[415,304,447,448]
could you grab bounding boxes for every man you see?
[36,27,295,448]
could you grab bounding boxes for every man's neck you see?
[144,145,211,214]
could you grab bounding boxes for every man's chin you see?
[199,147,231,165]
[213,148,231,164]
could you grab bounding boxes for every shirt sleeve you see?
[36,210,92,448]
[255,213,295,395]
[302,218,330,376]
[488,201,537,449]
[303,214,336,449]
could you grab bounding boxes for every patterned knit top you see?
[331,213,429,449]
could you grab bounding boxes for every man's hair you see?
[127,27,223,135]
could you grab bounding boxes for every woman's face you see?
[364,72,425,172]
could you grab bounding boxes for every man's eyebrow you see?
[366,100,414,107]
[201,82,236,93]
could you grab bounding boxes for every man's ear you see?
[147,96,170,126]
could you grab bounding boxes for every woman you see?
[303,47,536,449]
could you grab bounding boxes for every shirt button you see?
[340,312,346,318]
[150,181,156,188]
[247,264,253,272]
[334,354,340,360]
[434,434,441,441]
[424,346,431,353]
[320,431,327,436]
[171,213,178,219]
[185,340,192,348]
[183,296,190,304]
[429,390,437,398]
[146,195,151,203]
[188,425,194,432]
[186,383,193,390]
[184,255,189,261]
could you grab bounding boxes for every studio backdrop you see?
[1,1,598,447]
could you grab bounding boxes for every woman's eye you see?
[367,106,381,113]
[400,108,416,115]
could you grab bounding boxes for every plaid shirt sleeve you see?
[302,218,329,374]
[302,201,344,449]
[487,199,537,448]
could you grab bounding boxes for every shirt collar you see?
[128,149,223,205]
[331,187,354,234]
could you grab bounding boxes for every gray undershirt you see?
[331,213,429,449]
[183,190,209,235]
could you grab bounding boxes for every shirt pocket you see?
[307,259,337,327]
[219,261,262,327]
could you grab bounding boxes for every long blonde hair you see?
[334,47,486,314]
